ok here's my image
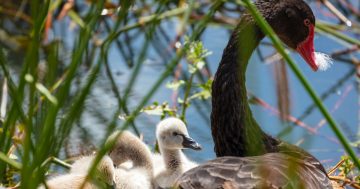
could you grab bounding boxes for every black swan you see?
[176,0,333,188]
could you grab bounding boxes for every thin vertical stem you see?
[180,74,195,122]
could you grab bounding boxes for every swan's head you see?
[156,117,202,151]
[261,0,330,71]
[95,155,116,188]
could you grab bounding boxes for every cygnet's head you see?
[95,155,115,188]
[156,117,202,151]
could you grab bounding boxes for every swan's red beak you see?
[296,24,317,71]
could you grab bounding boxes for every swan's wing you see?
[278,141,328,174]
[175,154,333,189]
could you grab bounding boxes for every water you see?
[58,2,358,169]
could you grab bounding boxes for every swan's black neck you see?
[211,17,279,157]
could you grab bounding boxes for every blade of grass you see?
[36,0,105,159]
[0,78,6,120]
[55,56,102,152]
[67,10,85,28]
[21,1,106,188]
[316,22,360,46]
[91,25,217,180]
[118,0,224,131]
[0,152,21,170]
[110,6,190,40]
[14,0,51,186]
[121,1,170,104]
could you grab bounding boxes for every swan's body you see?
[176,0,333,188]
[42,155,115,189]
[108,131,153,189]
[178,153,330,189]
[153,118,201,188]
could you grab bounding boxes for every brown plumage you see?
[177,153,330,189]
[176,0,333,188]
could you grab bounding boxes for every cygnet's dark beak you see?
[106,181,116,189]
[182,135,202,151]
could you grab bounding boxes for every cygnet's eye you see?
[172,132,178,136]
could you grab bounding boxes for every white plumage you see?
[315,52,333,71]
[108,131,154,189]
[42,155,115,189]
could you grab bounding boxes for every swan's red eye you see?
[304,19,311,26]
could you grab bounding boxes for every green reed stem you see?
[119,0,225,134]
[316,22,360,46]
[111,6,189,40]
[0,152,21,170]
[180,74,194,122]
[179,0,196,122]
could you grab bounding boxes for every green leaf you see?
[184,37,212,74]
[166,80,185,91]
[35,83,58,105]
[188,61,205,74]
[141,102,176,116]
[177,97,184,104]
[118,114,130,121]
[189,89,211,100]
[68,10,85,28]
[141,107,164,116]
[199,78,213,90]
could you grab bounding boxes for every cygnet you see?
[42,155,115,189]
[107,131,153,189]
[153,117,201,188]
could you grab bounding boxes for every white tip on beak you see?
[314,52,333,71]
